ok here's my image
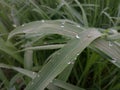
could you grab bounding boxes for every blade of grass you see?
[53,79,85,90]
[74,0,88,27]
[8,20,84,40]
[0,38,23,64]
[25,29,102,90]
[91,39,120,68]
[18,44,65,52]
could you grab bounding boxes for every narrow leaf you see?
[25,29,102,90]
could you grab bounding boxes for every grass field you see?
[0,0,120,90]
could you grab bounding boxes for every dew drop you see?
[68,62,71,64]
[33,72,35,75]
[41,20,45,23]
[77,53,79,56]
[76,25,81,28]
[22,24,25,26]
[76,35,80,39]
[111,58,117,63]
[61,25,64,28]
[13,24,17,27]
[109,41,113,47]
[74,57,77,60]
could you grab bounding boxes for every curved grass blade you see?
[91,39,120,68]
[8,20,84,40]
[0,63,36,79]
[74,0,88,27]
[0,63,85,90]
[25,29,102,90]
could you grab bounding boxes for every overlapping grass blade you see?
[62,0,84,25]
[8,20,84,40]
[0,63,36,79]
[53,79,85,90]
[0,38,23,64]
[0,63,85,90]
[19,44,65,52]
[0,69,9,88]
[58,64,74,81]
[74,0,88,27]
[25,29,102,90]
[91,39,120,67]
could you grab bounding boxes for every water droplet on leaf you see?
[61,25,64,28]
[76,25,80,28]
[111,58,117,63]
[33,72,35,75]
[22,24,25,26]
[41,20,45,23]
[13,24,17,27]
[74,58,77,60]
[68,62,71,64]
[76,35,80,39]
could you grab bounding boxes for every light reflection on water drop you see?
[76,35,80,39]
[41,20,45,23]
[111,58,117,63]
[76,25,80,28]
[22,24,25,26]
[13,24,17,27]
[61,25,64,28]
[68,62,71,64]
[33,72,35,75]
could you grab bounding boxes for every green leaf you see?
[0,38,23,64]
[18,44,65,52]
[53,79,85,90]
[8,20,84,40]
[91,39,120,68]
[0,63,36,78]
[0,63,85,90]
[25,29,102,90]
[0,69,9,87]
[74,0,88,27]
